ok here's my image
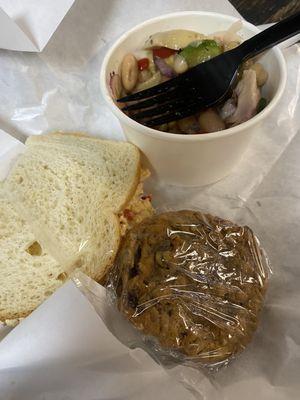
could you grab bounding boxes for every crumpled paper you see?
[0,0,300,399]
[0,0,75,51]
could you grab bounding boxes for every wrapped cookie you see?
[109,210,270,368]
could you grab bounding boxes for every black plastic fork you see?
[118,12,300,127]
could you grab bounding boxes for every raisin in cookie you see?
[112,210,269,365]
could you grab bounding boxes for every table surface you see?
[231,0,300,24]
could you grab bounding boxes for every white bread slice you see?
[0,193,120,322]
[25,132,141,212]
[0,194,63,321]
[1,133,141,321]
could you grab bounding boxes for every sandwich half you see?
[0,133,153,324]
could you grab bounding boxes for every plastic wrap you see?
[108,210,270,370]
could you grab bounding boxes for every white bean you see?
[173,54,188,74]
[121,53,138,92]
[110,73,122,100]
[198,108,225,133]
[249,63,268,86]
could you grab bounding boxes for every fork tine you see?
[123,87,183,111]
[118,61,210,103]
[132,93,203,120]
[117,76,180,102]
[124,84,200,112]
[145,99,206,127]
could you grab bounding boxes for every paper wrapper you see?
[0,276,194,400]
[0,0,75,51]
[0,0,300,399]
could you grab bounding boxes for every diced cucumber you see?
[179,40,222,67]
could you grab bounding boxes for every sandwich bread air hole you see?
[0,132,153,325]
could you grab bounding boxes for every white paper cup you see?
[100,12,286,187]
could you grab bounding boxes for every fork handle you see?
[240,11,300,59]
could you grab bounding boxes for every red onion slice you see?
[153,55,177,78]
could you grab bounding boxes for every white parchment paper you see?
[0,0,75,51]
[0,0,299,399]
[0,277,194,400]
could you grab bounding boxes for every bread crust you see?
[27,131,142,213]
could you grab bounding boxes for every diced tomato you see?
[152,47,177,59]
[123,209,135,221]
[138,58,150,71]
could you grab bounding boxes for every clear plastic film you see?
[107,210,271,370]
